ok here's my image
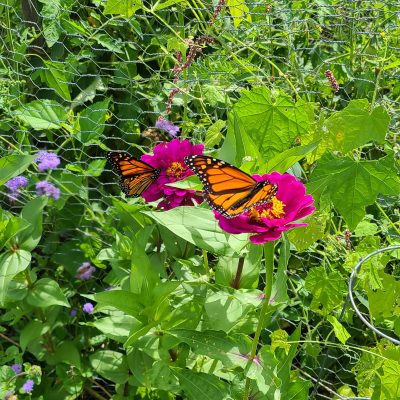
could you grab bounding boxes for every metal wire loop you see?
[348,245,400,346]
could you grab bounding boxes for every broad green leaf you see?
[354,219,378,237]
[94,290,144,317]
[14,99,67,130]
[324,99,389,153]
[93,34,124,54]
[175,369,231,400]
[47,341,81,368]
[226,0,251,27]
[17,196,48,251]
[77,98,110,144]
[0,154,36,186]
[103,0,143,17]
[154,0,187,10]
[89,351,129,384]
[42,60,71,100]
[205,119,225,148]
[0,216,30,251]
[38,0,62,47]
[380,359,400,399]
[304,267,347,315]
[20,320,48,351]
[264,141,320,173]
[270,329,290,354]
[231,87,314,159]
[92,315,140,343]
[308,152,400,230]
[26,278,69,308]
[144,208,248,255]
[70,77,107,110]
[168,329,250,368]
[0,250,31,306]
[85,159,107,176]
[327,315,351,344]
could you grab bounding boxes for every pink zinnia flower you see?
[140,139,204,210]
[214,172,315,244]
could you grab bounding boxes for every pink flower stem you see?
[242,240,276,400]
[230,257,245,289]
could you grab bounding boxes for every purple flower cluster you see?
[11,364,22,374]
[76,262,95,280]
[35,151,61,171]
[155,117,179,137]
[82,302,94,314]
[35,181,60,200]
[22,379,34,393]
[4,176,28,200]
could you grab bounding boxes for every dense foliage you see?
[0,0,399,399]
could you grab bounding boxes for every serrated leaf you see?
[324,99,389,153]
[231,87,314,159]
[14,99,67,130]
[205,119,225,148]
[304,267,347,315]
[38,0,62,47]
[103,0,143,17]
[308,152,400,230]
[26,278,69,307]
[0,154,36,186]
[226,0,252,27]
[327,315,350,344]
[380,359,400,399]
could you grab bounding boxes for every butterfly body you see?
[184,155,277,218]
[107,151,160,197]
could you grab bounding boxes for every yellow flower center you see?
[166,161,185,178]
[248,197,286,223]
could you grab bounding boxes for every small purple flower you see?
[22,379,34,393]
[11,364,22,374]
[155,117,179,137]
[76,262,96,280]
[35,151,61,171]
[35,181,60,200]
[4,176,28,200]
[82,302,94,314]
[70,308,77,317]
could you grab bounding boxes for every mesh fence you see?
[1,0,399,398]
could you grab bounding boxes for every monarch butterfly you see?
[106,151,160,197]
[184,155,277,218]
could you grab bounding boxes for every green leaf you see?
[324,99,389,153]
[308,152,400,230]
[103,0,143,17]
[26,278,69,308]
[77,99,110,144]
[354,219,378,237]
[0,216,30,251]
[168,329,250,368]
[226,0,252,27]
[264,141,320,173]
[85,159,107,177]
[0,154,36,186]
[205,119,225,148]
[48,341,81,368]
[93,34,124,54]
[231,87,314,159]
[92,315,139,343]
[270,329,290,354]
[38,0,62,47]
[0,250,31,306]
[144,208,248,256]
[20,320,48,351]
[41,60,71,100]
[89,351,129,384]
[94,290,145,317]
[175,369,231,400]
[154,0,187,10]
[327,315,351,344]
[380,359,400,399]
[17,196,48,251]
[14,99,67,130]
[304,267,347,315]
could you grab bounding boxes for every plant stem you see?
[202,249,210,276]
[231,257,244,289]
[242,240,276,400]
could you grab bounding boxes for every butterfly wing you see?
[185,155,277,218]
[107,151,160,197]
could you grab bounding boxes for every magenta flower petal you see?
[140,139,204,210]
[215,172,315,244]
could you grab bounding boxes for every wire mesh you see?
[1,0,400,398]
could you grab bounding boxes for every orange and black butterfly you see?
[106,151,160,197]
[184,155,277,218]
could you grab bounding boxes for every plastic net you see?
[1,0,399,398]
